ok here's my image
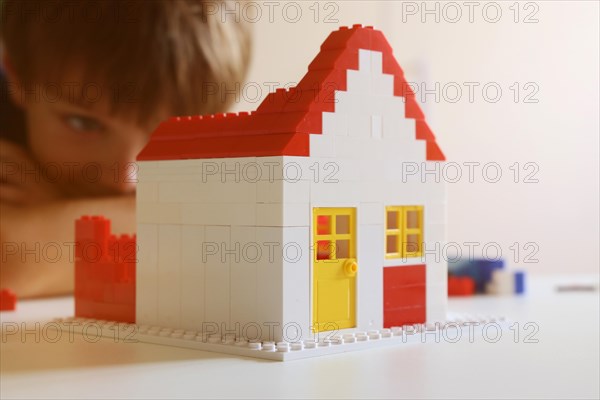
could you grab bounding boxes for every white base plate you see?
[52,314,506,361]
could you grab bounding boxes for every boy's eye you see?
[63,115,105,133]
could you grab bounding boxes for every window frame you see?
[385,205,424,259]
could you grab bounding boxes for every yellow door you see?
[312,207,357,332]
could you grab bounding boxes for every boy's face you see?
[18,92,163,197]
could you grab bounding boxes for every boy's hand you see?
[0,139,61,206]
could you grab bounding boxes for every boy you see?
[0,0,252,297]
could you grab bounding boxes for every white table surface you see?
[1,275,599,399]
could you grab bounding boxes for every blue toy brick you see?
[514,271,525,294]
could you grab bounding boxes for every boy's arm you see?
[0,195,135,298]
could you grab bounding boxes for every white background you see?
[230,1,599,275]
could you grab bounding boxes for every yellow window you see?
[385,206,424,258]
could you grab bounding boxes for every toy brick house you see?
[130,25,446,342]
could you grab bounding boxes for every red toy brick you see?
[426,141,446,161]
[75,216,136,323]
[404,96,425,121]
[416,120,435,141]
[370,29,395,61]
[392,75,417,98]
[144,133,312,161]
[387,264,426,287]
[0,288,17,311]
[448,276,476,296]
[137,24,445,163]
[320,25,372,51]
[383,265,426,328]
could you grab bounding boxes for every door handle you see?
[343,259,358,277]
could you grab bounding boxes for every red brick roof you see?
[137,25,445,161]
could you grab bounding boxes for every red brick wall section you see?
[383,265,426,328]
[74,216,136,323]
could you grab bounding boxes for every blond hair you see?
[1,0,252,127]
